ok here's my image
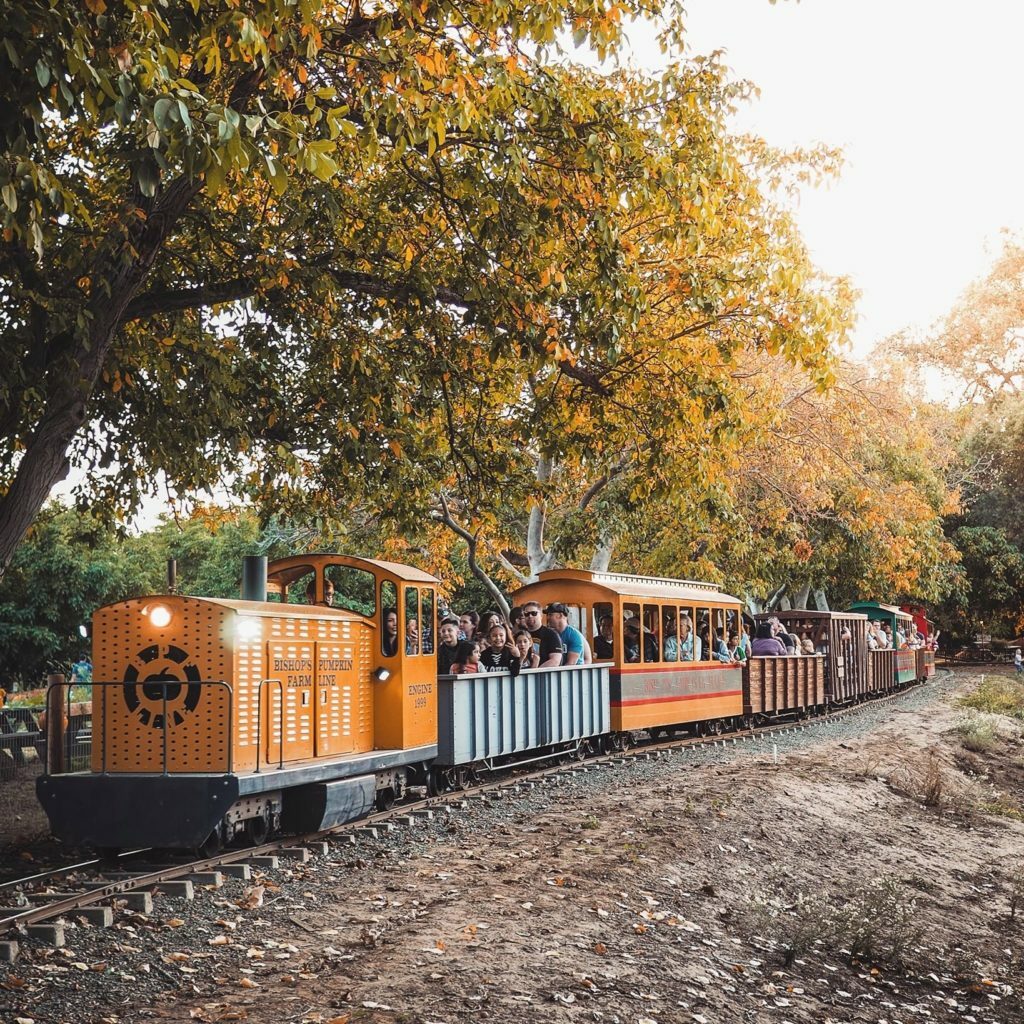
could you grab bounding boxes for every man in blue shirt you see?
[544,603,585,665]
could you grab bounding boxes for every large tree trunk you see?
[0,179,202,577]
[793,582,811,609]
[813,588,830,611]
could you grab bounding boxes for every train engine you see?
[37,555,440,853]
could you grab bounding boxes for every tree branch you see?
[435,492,510,616]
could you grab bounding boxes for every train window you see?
[324,564,376,616]
[381,581,398,658]
[713,608,726,658]
[679,606,695,662]
[405,587,420,655]
[725,609,738,650]
[696,606,712,662]
[287,569,316,605]
[623,603,641,663]
[593,602,614,660]
[421,589,434,654]
[662,606,678,662]
[642,604,659,663]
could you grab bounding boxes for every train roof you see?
[529,568,740,604]
[754,609,868,621]
[266,553,440,585]
[847,600,914,622]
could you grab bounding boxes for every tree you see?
[621,356,960,611]
[897,234,1024,402]
[1,0,722,572]
[0,504,161,685]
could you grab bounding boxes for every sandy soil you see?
[4,670,1023,1024]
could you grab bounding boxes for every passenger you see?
[514,629,540,670]
[663,621,679,661]
[729,632,747,663]
[679,616,699,661]
[625,619,658,662]
[478,623,520,674]
[881,623,894,648]
[508,606,526,632]
[522,601,564,668]
[458,610,479,642]
[383,608,399,657]
[478,610,503,641]
[450,640,482,675]
[750,622,787,657]
[785,632,801,656]
[437,617,462,675]
[304,579,336,607]
[623,619,642,663]
[740,629,752,659]
[801,637,816,656]
[545,603,584,666]
[594,614,615,659]
[710,630,732,663]
[405,616,419,655]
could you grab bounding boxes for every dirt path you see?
[4,670,1023,1024]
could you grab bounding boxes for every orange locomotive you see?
[38,555,441,853]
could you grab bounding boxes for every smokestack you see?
[167,558,177,594]
[241,556,268,602]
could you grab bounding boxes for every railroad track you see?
[0,678,933,947]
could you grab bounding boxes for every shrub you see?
[960,678,1024,720]
[955,713,1001,753]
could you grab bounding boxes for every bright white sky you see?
[620,0,1024,354]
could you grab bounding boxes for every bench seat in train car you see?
[513,570,744,733]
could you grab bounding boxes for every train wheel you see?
[612,732,632,752]
[244,815,270,847]
[196,827,223,860]
[376,787,396,812]
[452,767,471,791]
[425,767,443,798]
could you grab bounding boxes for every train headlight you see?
[236,616,262,642]
[373,667,391,683]
[147,604,172,628]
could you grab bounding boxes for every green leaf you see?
[35,59,50,87]
[153,96,174,131]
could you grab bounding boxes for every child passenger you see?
[478,623,520,674]
[450,640,482,675]
[514,629,540,670]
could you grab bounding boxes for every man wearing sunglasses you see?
[521,601,564,668]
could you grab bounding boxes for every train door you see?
[264,635,315,763]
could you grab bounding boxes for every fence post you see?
[45,673,67,774]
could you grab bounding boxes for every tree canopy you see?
[0,0,853,578]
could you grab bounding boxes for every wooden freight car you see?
[753,611,869,705]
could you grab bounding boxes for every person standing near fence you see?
[1015,648,1022,676]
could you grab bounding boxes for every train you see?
[35,554,935,853]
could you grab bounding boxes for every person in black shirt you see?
[478,623,520,674]
[436,617,461,675]
[522,601,564,668]
[594,613,615,660]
